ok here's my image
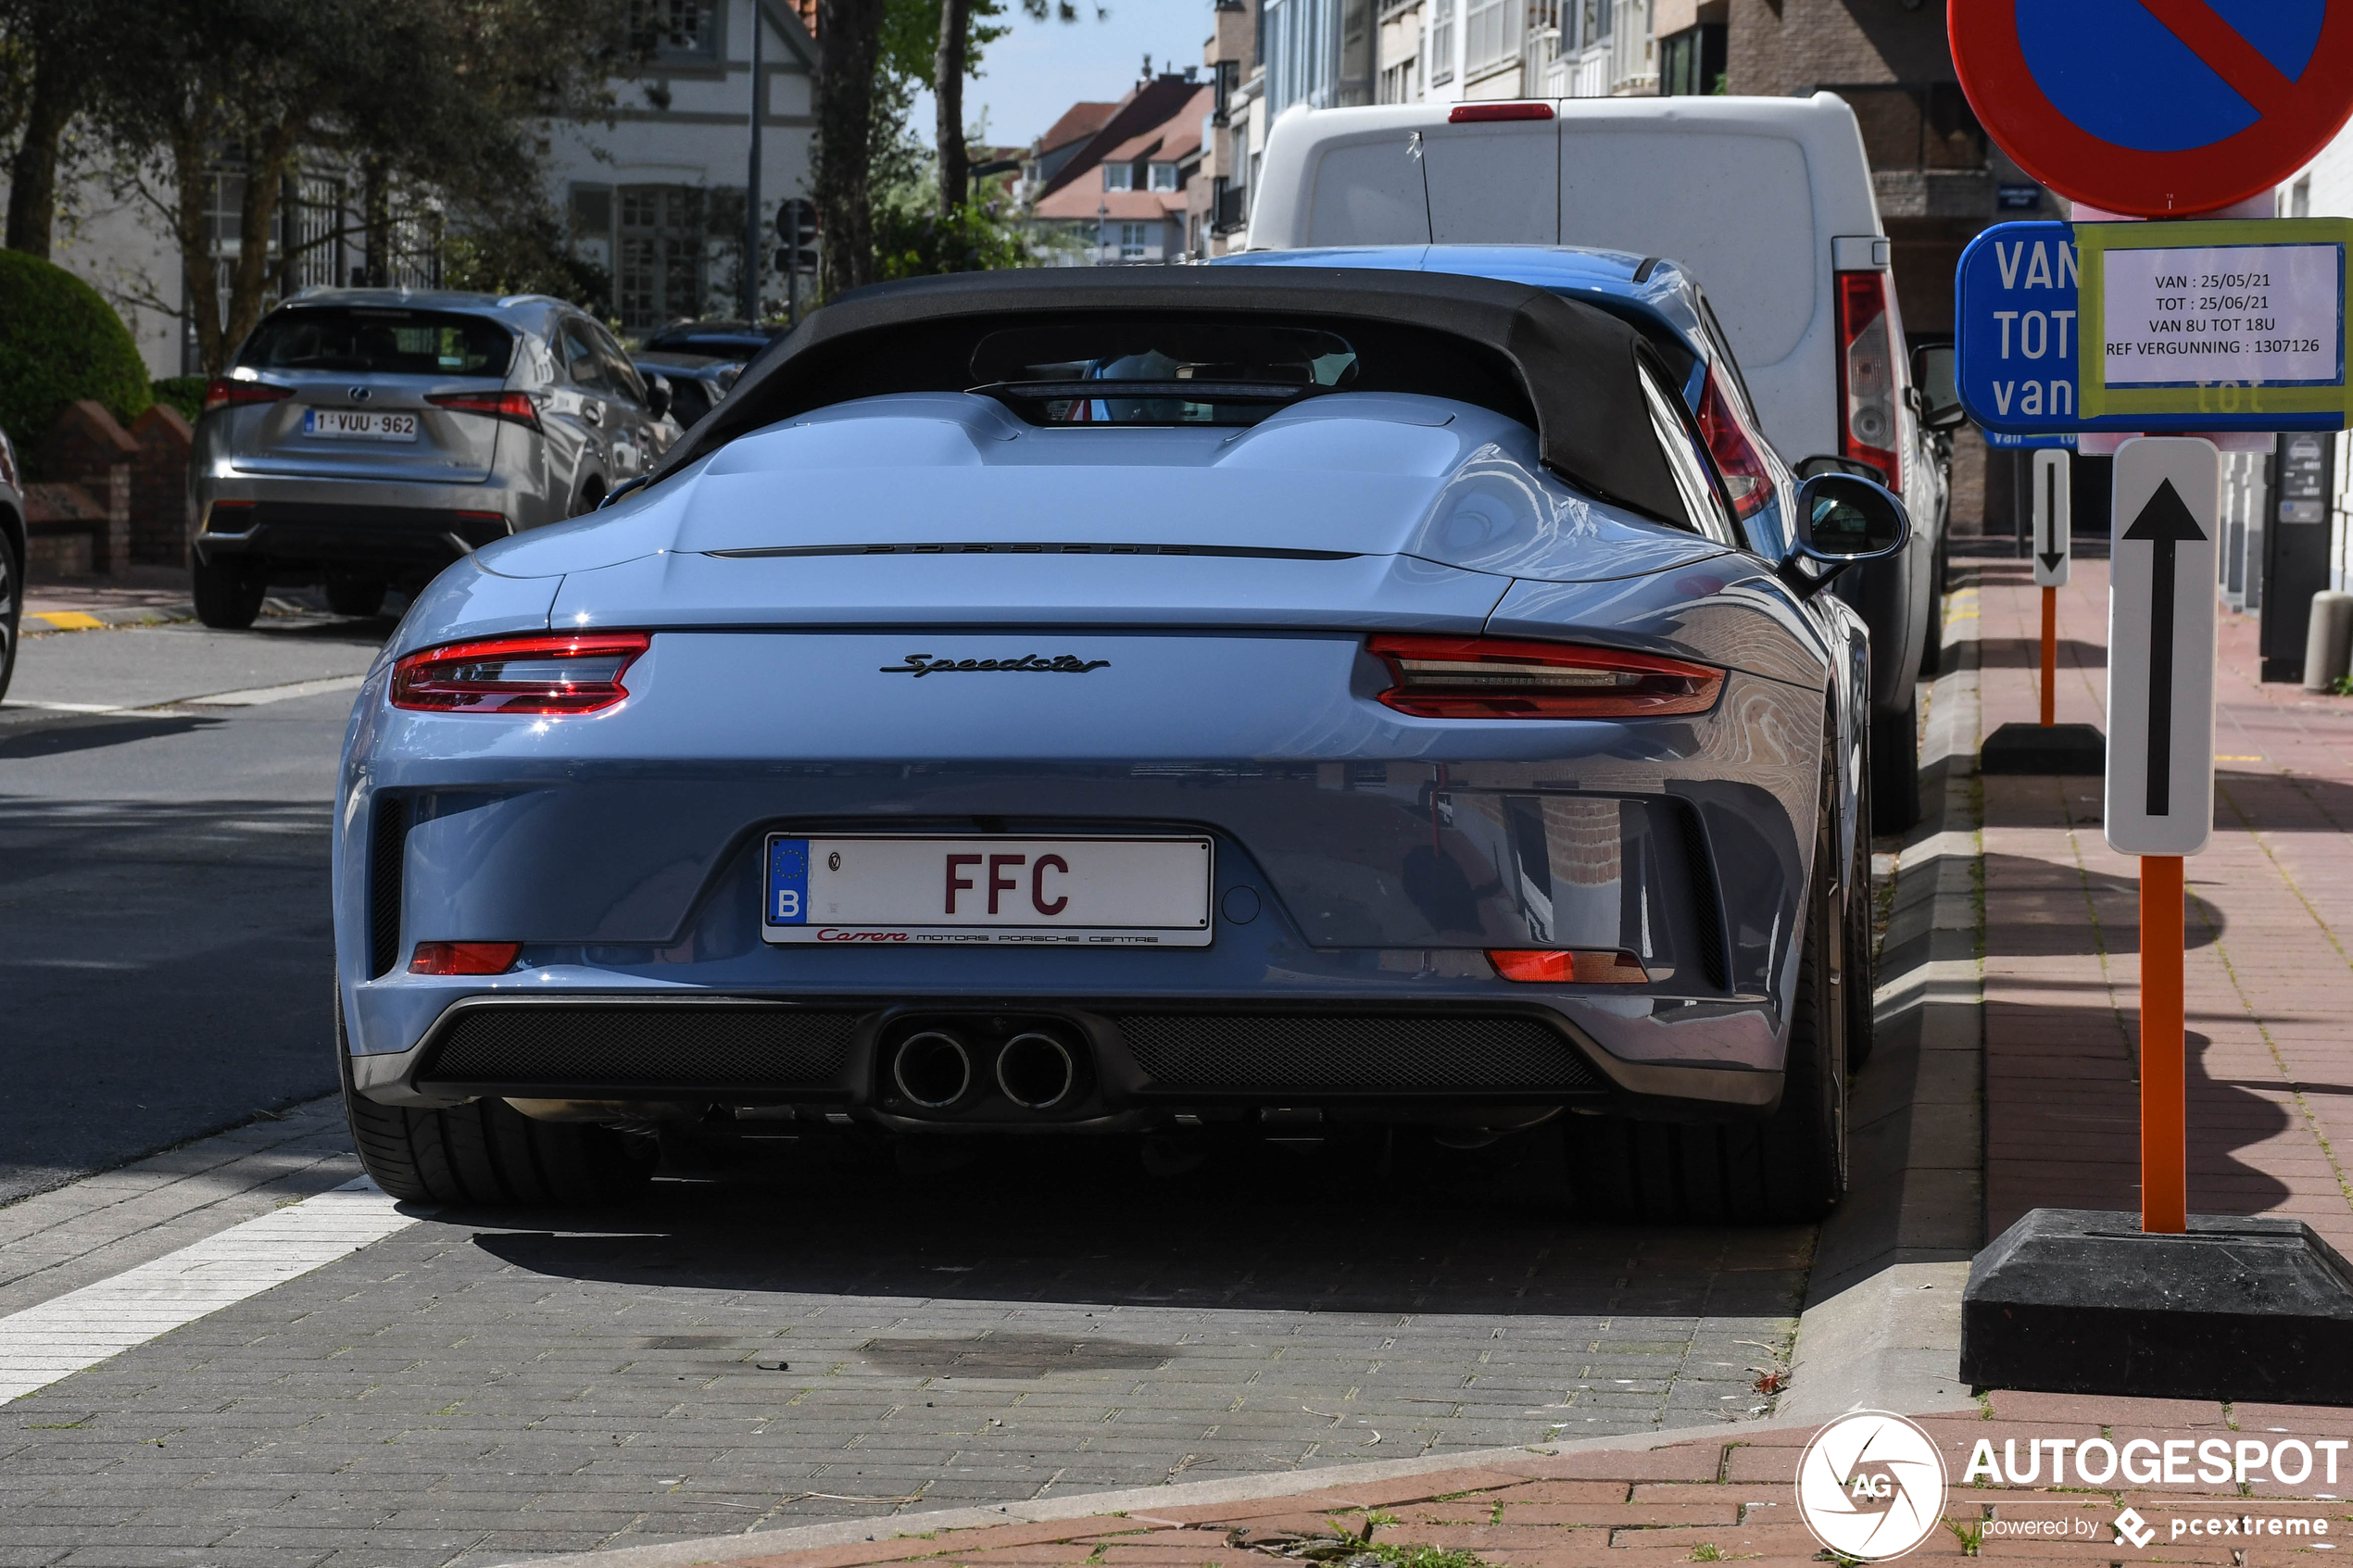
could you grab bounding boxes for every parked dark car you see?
[633,351,741,431]
[639,320,787,363]
[0,424,21,702]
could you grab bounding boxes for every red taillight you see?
[1449,102,1554,122]
[390,632,650,714]
[1489,948,1650,984]
[409,942,522,975]
[1695,370,1775,521]
[426,390,542,432]
[201,378,293,415]
[1834,270,1900,490]
[1368,635,1723,720]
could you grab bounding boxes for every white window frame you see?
[1119,221,1150,260]
[1148,162,1177,193]
[1103,163,1134,192]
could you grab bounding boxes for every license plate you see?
[762,834,1214,947]
[304,408,418,441]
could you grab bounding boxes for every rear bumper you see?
[195,499,513,575]
[347,990,1785,1126]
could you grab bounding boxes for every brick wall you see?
[129,406,194,567]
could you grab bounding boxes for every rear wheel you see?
[337,997,656,1207]
[324,575,386,617]
[1569,770,1849,1223]
[192,553,268,630]
[1869,698,1919,835]
[0,529,19,703]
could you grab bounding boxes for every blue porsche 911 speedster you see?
[332,264,1906,1222]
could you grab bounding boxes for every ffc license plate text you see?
[761,835,1214,947]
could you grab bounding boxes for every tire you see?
[1569,769,1850,1223]
[325,575,386,617]
[1917,536,1947,681]
[571,479,606,518]
[192,552,268,630]
[1869,698,1919,835]
[1844,712,1877,1073]
[337,996,657,1207]
[0,529,19,704]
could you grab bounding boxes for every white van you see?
[1248,94,1954,825]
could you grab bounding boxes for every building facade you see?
[1028,72,1214,265]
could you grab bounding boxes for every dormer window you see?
[1102,164,1134,192]
[1148,162,1177,192]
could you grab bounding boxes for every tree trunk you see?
[361,157,392,286]
[220,118,304,364]
[934,0,972,216]
[168,120,226,374]
[4,47,81,257]
[813,0,885,298]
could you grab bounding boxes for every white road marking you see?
[0,699,123,713]
[0,1177,417,1404]
[174,674,367,707]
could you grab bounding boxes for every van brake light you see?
[1834,270,1900,490]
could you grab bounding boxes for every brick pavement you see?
[0,1142,1810,1566]
[568,1388,2353,1568]
[1974,558,2353,1250]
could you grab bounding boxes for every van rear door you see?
[1423,115,1556,243]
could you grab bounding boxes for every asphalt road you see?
[0,612,392,1203]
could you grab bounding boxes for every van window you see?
[240,307,512,376]
[1306,139,1431,245]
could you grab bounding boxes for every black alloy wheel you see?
[337,995,657,1207]
[1869,698,1920,835]
[0,529,19,703]
[1567,760,1851,1223]
[191,552,269,630]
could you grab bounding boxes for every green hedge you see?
[0,251,152,450]
[151,376,208,423]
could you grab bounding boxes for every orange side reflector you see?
[1487,948,1650,985]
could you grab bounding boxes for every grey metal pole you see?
[745,0,763,322]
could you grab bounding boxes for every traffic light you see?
[774,198,817,274]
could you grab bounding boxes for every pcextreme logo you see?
[1795,1411,1950,1561]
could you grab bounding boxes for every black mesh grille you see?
[1113,1012,1600,1093]
[369,797,407,978]
[421,1004,858,1088]
[1677,805,1729,991]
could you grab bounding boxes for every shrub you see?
[875,201,1031,281]
[151,376,208,424]
[0,252,152,457]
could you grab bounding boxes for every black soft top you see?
[653,267,1688,524]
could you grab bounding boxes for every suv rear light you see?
[409,941,521,975]
[390,632,649,714]
[1695,370,1775,521]
[1369,635,1722,719]
[201,378,293,415]
[426,390,542,432]
[1834,270,1900,490]
[1489,948,1649,984]
[1450,102,1554,122]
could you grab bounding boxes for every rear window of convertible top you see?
[240,307,514,377]
[969,322,1361,427]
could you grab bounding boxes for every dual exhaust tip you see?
[891,1027,1081,1113]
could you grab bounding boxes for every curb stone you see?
[20,595,314,635]
[497,575,1994,1566]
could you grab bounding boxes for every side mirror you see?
[1781,471,1909,596]
[1909,342,1964,430]
[643,373,673,421]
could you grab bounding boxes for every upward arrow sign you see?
[2122,478,2207,817]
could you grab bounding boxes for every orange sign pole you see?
[2040,586,2057,727]
[2141,853,2187,1233]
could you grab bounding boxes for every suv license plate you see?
[762,834,1214,947]
[304,408,418,441]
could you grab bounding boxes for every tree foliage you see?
[0,248,151,446]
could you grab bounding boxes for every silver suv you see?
[190,289,675,627]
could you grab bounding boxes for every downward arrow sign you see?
[2038,461,2064,574]
[2122,478,2207,817]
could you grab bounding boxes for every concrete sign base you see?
[1981,721,2106,775]
[1960,1208,2353,1404]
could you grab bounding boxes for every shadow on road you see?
[467,1131,1817,1322]
[0,713,224,760]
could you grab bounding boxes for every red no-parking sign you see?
[1952,0,2353,217]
